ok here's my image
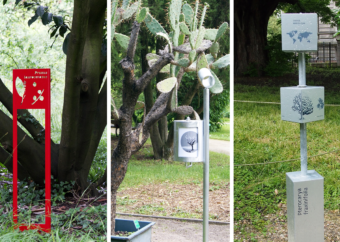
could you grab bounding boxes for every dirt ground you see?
[117,183,230,222]
[117,215,230,242]
[235,205,340,241]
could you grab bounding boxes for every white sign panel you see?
[281,86,324,123]
[282,13,318,52]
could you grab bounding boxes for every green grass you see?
[209,122,230,141]
[0,205,106,241]
[234,83,340,238]
[119,148,229,189]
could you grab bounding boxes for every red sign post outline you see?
[12,69,51,233]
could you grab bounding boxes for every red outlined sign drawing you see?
[13,69,51,233]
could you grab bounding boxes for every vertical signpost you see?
[12,69,51,233]
[174,68,215,242]
[281,14,324,241]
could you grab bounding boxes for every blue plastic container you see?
[111,219,155,242]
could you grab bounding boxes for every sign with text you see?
[282,13,318,52]
[13,69,51,233]
[286,170,324,241]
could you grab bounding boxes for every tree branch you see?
[136,53,174,92]
[0,146,30,181]
[0,78,56,146]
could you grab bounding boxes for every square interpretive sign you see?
[280,86,324,123]
[282,13,318,52]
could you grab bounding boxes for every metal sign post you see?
[13,69,51,233]
[173,68,214,242]
[281,14,324,241]
[203,87,210,242]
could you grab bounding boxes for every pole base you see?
[286,170,324,242]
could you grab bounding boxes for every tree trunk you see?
[111,20,175,234]
[234,0,297,77]
[58,0,90,182]
[0,0,107,195]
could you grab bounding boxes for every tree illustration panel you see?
[178,128,198,158]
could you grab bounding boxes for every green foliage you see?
[279,0,340,24]
[264,33,295,77]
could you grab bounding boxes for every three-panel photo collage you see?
[0,0,339,241]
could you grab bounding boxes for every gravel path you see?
[117,215,230,242]
[209,139,230,155]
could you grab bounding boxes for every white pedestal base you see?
[286,170,324,242]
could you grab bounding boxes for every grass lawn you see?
[234,83,340,240]
[116,141,230,220]
[120,148,229,188]
[209,118,230,141]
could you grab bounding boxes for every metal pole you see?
[298,52,308,176]
[203,88,210,242]
[300,123,308,176]
[298,52,306,87]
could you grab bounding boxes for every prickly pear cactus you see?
[113,0,230,110]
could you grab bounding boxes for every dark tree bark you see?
[235,0,297,76]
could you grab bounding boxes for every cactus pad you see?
[215,22,228,42]
[211,54,230,69]
[177,58,190,67]
[204,29,218,41]
[182,3,194,28]
[160,64,171,73]
[189,30,198,49]
[179,22,191,35]
[209,71,223,94]
[145,14,167,35]
[189,50,196,63]
[114,33,130,51]
[122,2,139,20]
[122,0,130,9]
[194,26,205,49]
[169,0,182,30]
[197,53,209,71]
[157,77,177,93]
[210,42,219,58]
[137,7,148,23]
[156,32,172,52]
[178,33,185,46]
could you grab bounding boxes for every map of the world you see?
[286,30,313,44]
